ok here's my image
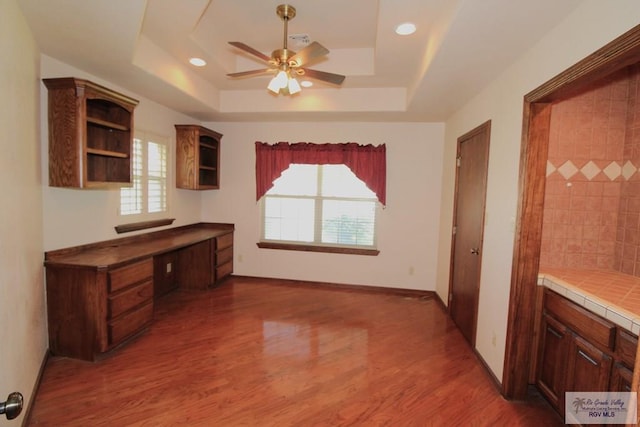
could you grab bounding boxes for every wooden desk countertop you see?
[44,222,234,269]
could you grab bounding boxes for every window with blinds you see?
[261,164,378,249]
[120,134,168,217]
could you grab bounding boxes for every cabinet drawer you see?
[216,233,233,250]
[108,280,153,319]
[217,246,233,265]
[544,289,615,351]
[616,329,638,368]
[216,261,233,281]
[109,259,153,293]
[108,301,153,345]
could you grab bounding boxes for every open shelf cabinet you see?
[43,77,139,188]
[175,125,222,190]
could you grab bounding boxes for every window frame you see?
[119,131,170,221]
[258,164,380,256]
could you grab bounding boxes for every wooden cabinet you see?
[45,223,234,360]
[536,288,637,416]
[46,258,153,361]
[175,232,234,290]
[214,232,234,281]
[43,77,138,188]
[175,125,222,190]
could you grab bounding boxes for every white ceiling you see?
[19,0,581,122]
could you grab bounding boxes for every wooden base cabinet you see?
[46,258,154,361]
[536,289,637,417]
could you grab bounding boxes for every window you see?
[261,164,378,249]
[120,133,168,217]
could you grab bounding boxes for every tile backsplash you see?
[541,65,640,274]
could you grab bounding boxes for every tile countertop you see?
[538,268,640,336]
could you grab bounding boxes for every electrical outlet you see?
[492,332,497,347]
[166,262,172,273]
[408,266,414,276]
[238,254,243,263]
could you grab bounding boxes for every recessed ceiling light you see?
[189,57,207,67]
[300,80,313,88]
[395,22,416,36]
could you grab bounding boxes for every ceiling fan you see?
[227,4,345,95]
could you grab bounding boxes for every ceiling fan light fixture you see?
[300,80,313,88]
[395,22,416,36]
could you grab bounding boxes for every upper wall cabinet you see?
[43,77,139,188]
[175,125,222,190]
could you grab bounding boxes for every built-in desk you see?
[44,222,234,361]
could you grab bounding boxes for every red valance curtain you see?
[255,141,386,205]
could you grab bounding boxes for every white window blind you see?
[262,164,378,249]
[120,133,168,217]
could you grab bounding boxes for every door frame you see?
[502,24,640,399]
[448,120,491,347]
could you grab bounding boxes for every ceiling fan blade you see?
[289,42,330,67]
[227,69,274,78]
[228,42,271,63]
[301,68,345,85]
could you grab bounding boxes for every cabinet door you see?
[537,314,569,410]
[565,334,613,393]
[610,362,633,392]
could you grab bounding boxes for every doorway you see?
[502,25,640,399]
[449,121,491,346]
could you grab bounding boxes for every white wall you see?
[40,56,203,251]
[436,0,640,381]
[201,121,445,290]
[0,1,46,424]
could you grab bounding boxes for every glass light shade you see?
[268,70,290,93]
[288,77,301,94]
[267,76,281,93]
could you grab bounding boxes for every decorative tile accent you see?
[580,161,600,180]
[547,160,638,182]
[603,161,622,180]
[622,160,637,180]
[557,160,578,179]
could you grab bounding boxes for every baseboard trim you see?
[228,275,435,299]
[21,349,49,427]
[473,347,502,393]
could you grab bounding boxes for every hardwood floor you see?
[28,276,562,426]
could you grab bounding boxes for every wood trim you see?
[503,102,552,399]
[21,350,50,426]
[231,275,433,299]
[115,218,175,234]
[257,241,380,256]
[503,23,640,400]
[525,25,640,103]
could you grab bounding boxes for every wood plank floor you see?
[28,276,563,426]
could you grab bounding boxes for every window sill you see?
[257,242,379,256]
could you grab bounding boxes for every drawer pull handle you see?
[547,327,562,339]
[578,349,598,366]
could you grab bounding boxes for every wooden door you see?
[449,121,491,345]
